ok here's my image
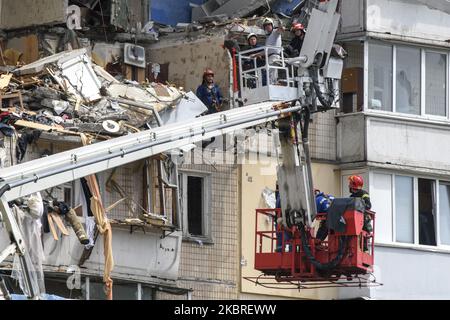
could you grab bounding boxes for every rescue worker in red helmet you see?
[284,22,305,58]
[348,175,373,233]
[196,68,223,115]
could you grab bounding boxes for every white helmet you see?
[247,33,257,41]
[262,18,274,26]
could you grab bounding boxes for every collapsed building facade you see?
[0,0,449,301]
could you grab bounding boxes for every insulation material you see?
[262,187,276,209]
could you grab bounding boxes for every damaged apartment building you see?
[0,0,342,300]
[1,0,449,301]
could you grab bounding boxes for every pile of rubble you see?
[0,48,208,165]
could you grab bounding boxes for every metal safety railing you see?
[238,46,297,91]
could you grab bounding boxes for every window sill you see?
[336,110,450,128]
[182,236,214,246]
[375,241,450,254]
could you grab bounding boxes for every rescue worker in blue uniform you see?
[196,68,223,115]
[275,183,292,252]
[315,189,335,241]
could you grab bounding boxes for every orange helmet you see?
[203,68,214,78]
[291,23,305,32]
[348,175,364,190]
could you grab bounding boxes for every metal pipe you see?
[4,105,302,194]
[300,107,317,224]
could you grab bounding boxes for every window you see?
[439,183,450,245]
[367,42,449,118]
[187,176,203,236]
[395,175,414,243]
[426,52,447,116]
[179,171,211,240]
[372,172,450,248]
[396,46,421,115]
[369,43,393,111]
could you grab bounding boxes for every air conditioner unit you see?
[124,43,146,68]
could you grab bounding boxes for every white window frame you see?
[436,180,450,250]
[371,170,450,253]
[423,49,449,119]
[365,40,450,122]
[179,170,212,243]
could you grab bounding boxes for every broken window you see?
[418,178,437,246]
[439,183,450,246]
[179,171,211,240]
[396,46,421,115]
[425,52,447,117]
[368,43,393,111]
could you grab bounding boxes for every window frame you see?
[178,170,213,243]
[437,180,450,249]
[423,49,449,118]
[370,170,450,251]
[365,40,450,121]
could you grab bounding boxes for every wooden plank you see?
[14,119,81,136]
[47,213,59,241]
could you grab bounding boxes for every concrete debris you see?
[0,49,206,142]
[192,0,278,22]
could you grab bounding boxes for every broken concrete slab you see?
[16,49,88,76]
[193,0,277,21]
[159,92,208,125]
[17,49,102,102]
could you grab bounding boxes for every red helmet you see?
[203,68,214,77]
[348,175,364,190]
[291,23,305,32]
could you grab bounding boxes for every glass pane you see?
[396,47,421,115]
[187,176,203,236]
[439,183,450,245]
[113,284,138,300]
[369,43,393,111]
[426,52,447,116]
[372,173,393,243]
[395,176,414,243]
[142,286,155,300]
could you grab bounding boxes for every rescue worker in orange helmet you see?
[348,175,373,233]
[285,22,306,58]
[196,68,223,115]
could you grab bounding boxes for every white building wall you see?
[367,116,450,172]
[366,0,450,43]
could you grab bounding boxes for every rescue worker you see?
[275,183,292,252]
[244,33,266,88]
[315,189,335,241]
[348,175,373,252]
[284,22,306,58]
[262,18,285,84]
[196,68,223,115]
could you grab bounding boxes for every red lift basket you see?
[254,205,375,282]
